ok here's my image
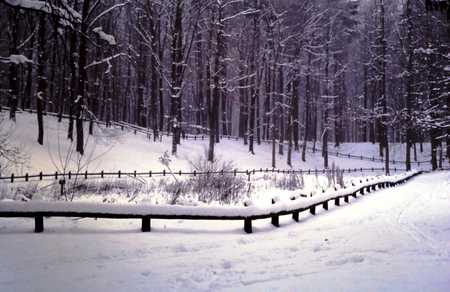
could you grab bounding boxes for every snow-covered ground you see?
[1,171,449,291]
[2,111,445,175]
[3,110,442,205]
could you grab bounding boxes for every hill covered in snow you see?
[1,111,441,175]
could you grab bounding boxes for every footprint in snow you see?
[222,260,232,269]
[237,238,252,245]
[141,271,151,277]
[173,244,189,253]
[326,255,365,266]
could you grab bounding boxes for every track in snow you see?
[1,171,449,291]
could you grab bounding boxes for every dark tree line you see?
[0,0,448,173]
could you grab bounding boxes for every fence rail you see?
[0,171,423,234]
[2,106,446,166]
[1,167,404,184]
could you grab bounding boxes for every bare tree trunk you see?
[248,0,259,155]
[7,9,19,121]
[323,42,330,169]
[278,65,284,155]
[171,0,183,155]
[302,54,311,162]
[379,0,389,175]
[195,26,204,132]
[36,12,47,145]
[148,3,159,140]
[292,74,299,152]
[158,12,165,133]
[75,0,91,155]
[405,0,414,171]
[287,114,292,167]
[68,0,78,140]
[362,64,368,142]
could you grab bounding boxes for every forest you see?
[0,0,449,173]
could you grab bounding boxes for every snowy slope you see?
[2,111,442,175]
[0,171,449,291]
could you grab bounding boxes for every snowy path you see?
[1,171,449,291]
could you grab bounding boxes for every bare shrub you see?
[274,173,305,190]
[188,151,246,204]
[64,178,146,201]
[158,178,190,204]
[326,162,345,188]
[0,116,27,176]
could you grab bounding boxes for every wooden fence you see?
[1,167,402,184]
[0,171,423,234]
[1,106,444,166]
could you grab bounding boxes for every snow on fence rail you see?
[0,171,422,234]
[1,167,402,184]
[1,106,443,165]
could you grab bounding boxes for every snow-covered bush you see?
[0,181,40,201]
[188,151,246,204]
[0,116,27,176]
[326,162,345,188]
[157,178,190,204]
[59,178,148,202]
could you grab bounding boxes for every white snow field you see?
[1,110,445,175]
[1,171,449,291]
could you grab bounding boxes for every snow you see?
[1,171,449,291]
[4,0,81,25]
[93,27,117,45]
[0,171,418,217]
[0,54,33,64]
[1,110,442,175]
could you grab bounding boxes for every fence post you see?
[271,198,280,227]
[11,173,14,183]
[335,197,340,206]
[141,216,151,232]
[25,173,29,182]
[244,218,252,233]
[118,170,121,178]
[39,172,43,180]
[310,205,316,215]
[344,195,349,203]
[271,214,280,227]
[323,201,329,210]
[290,210,299,221]
[59,179,65,198]
[35,216,44,233]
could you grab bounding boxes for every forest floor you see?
[0,171,449,291]
[1,110,445,174]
